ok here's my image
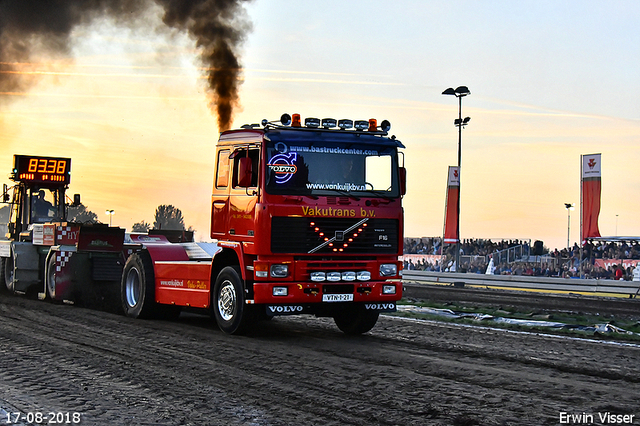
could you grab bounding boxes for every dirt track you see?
[1,292,639,426]
[403,282,640,318]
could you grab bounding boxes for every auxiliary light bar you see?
[310,271,371,282]
[262,113,390,133]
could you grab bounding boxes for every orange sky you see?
[2,2,640,251]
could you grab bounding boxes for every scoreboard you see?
[12,155,72,185]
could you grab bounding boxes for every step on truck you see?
[2,113,406,335]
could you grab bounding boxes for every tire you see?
[213,266,254,335]
[333,304,380,335]
[1,253,15,294]
[121,252,156,319]
[46,254,56,299]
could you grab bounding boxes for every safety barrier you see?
[401,270,640,297]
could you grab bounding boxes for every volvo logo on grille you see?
[335,230,345,241]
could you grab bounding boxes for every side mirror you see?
[237,157,253,187]
[2,184,9,202]
[73,194,81,207]
[399,167,407,196]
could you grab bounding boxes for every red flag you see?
[581,154,601,244]
[443,166,459,244]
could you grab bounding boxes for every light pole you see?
[105,209,115,226]
[564,203,574,249]
[443,86,470,271]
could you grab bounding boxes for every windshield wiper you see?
[364,190,394,199]
[332,190,360,200]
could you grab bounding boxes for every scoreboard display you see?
[13,155,71,185]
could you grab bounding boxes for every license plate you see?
[322,294,354,302]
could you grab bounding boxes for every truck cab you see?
[209,114,406,333]
[120,113,406,335]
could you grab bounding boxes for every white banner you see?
[582,153,601,178]
[447,166,460,186]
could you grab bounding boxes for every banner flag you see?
[581,153,601,245]
[443,166,460,244]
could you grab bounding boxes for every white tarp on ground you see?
[397,305,639,336]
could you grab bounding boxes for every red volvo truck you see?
[2,113,406,335]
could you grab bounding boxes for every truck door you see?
[211,149,231,237]
[229,146,260,239]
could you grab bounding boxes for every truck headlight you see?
[270,264,289,278]
[273,286,288,296]
[379,264,397,277]
[382,284,396,294]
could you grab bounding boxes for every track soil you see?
[1,287,639,426]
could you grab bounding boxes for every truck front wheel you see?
[121,253,156,319]
[333,305,379,335]
[213,266,254,335]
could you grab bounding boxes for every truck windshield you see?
[265,140,400,198]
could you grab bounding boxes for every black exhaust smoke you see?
[0,0,251,131]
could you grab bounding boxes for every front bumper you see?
[252,280,402,305]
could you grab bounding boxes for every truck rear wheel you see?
[121,253,156,319]
[1,254,14,293]
[333,305,379,335]
[46,254,57,299]
[213,266,254,335]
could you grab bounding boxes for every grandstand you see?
[403,237,640,280]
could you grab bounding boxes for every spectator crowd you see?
[403,237,640,281]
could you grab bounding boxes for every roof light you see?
[280,113,292,126]
[322,118,337,129]
[292,113,301,127]
[380,120,391,132]
[354,120,368,130]
[338,119,353,130]
[368,119,378,132]
[305,117,320,128]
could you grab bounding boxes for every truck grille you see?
[271,217,398,254]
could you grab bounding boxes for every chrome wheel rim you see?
[218,280,236,322]
[47,261,56,298]
[125,267,141,308]
[4,256,13,291]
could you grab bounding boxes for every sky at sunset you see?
[1,0,639,251]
